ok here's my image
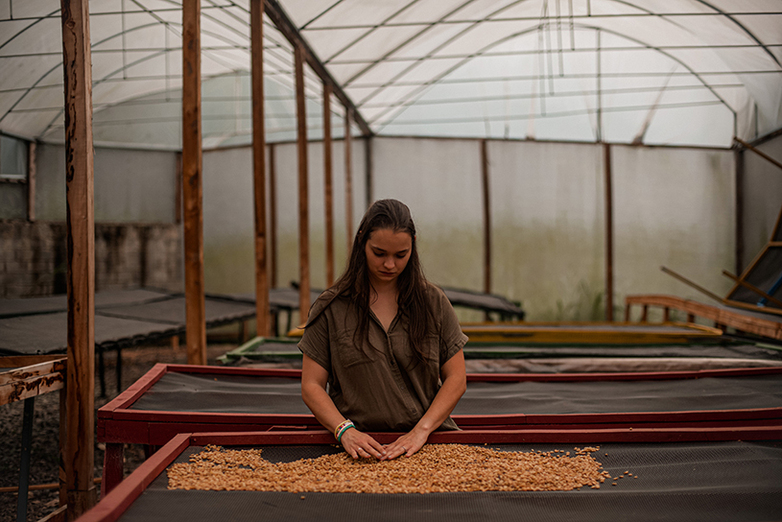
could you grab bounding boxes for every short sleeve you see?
[298,310,332,373]
[435,286,468,363]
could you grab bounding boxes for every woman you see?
[299,199,467,461]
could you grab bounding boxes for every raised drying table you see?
[81,430,782,522]
[97,363,782,494]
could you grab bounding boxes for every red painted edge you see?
[162,364,302,379]
[78,433,192,522]
[465,366,782,382]
[81,426,782,521]
[97,363,170,417]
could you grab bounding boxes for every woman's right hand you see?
[340,428,387,460]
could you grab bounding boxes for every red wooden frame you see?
[98,364,782,495]
[84,426,782,522]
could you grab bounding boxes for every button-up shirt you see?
[298,283,467,432]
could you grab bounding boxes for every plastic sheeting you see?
[1,1,781,148]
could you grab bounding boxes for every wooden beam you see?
[269,144,278,288]
[262,0,372,137]
[295,44,310,319]
[251,0,270,337]
[344,107,354,253]
[734,137,782,171]
[323,84,335,287]
[626,294,782,340]
[604,142,613,321]
[59,0,97,515]
[182,0,206,364]
[365,137,373,207]
[735,147,744,274]
[660,266,725,303]
[480,139,491,295]
[27,141,36,222]
[722,269,782,309]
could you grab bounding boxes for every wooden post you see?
[269,144,278,288]
[735,147,744,275]
[603,142,614,321]
[27,141,36,222]
[182,0,206,364]
[251,0,270,337]
[365,137,373,207]
[60,0,97,516]
[323,84,335,286]
[344,107,354,252]
[481,139,491,296]
[295,44,311,319]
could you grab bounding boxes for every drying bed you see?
[82,431,782,522]
[97,364,782,494]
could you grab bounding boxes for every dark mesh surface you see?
[236,340,782,360]
[0,288,171,318]
[127,371,782,415]
[728,246,782,311]
[0,291,256,355]
[118,441,782,522]
[0,312,178,355]
[441,287,524,317]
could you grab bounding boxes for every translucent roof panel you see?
[0,0,780,148]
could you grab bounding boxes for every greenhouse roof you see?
[0,0,780,149]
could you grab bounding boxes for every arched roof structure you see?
[1,0,780,149]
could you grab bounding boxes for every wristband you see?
[334,419,352,439]
[335,420,355,443]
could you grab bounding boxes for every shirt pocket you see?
[333,331,372,368]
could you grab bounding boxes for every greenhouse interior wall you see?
[1,131,781,323]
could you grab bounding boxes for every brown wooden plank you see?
[604,142,614,321]
[344,107,354,253]
[251,0,270,337]
[323,83,335,286]
[60,0,97,515]
[0,371,65,405]
[0,358,66,386]
[625,294,782,340]
[0,355,66,369]
[269,144,278,288]
[295,44,310,319]
[182,0,207,365]
[481,139,491,296]
[26,141,36,221]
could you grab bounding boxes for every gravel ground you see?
[0,341,238,522]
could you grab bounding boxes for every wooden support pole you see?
[480,139,492,295]
[251,0,270,337]
[344,107,354,252]
[269,144,278,288]
[295,44,311,319]
[603,142,614,321]
[60,0,97,516]
[734,137,782,171]
[182,0,207,365]
[323,84,335,286]
[365,137,373,207]
[27,141,36,222]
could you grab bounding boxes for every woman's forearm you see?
[301,380,346,434]
[413,352,467,435]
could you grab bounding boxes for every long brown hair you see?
[330,199,433,362]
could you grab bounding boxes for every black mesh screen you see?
[118,441,782,522]
[127,371,782,415]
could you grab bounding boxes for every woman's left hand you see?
[381,427,429,460]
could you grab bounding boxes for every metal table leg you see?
[17,396,35,522]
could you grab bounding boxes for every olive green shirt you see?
[298,283,467,432]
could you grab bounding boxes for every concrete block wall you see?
[0,221,182,298]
